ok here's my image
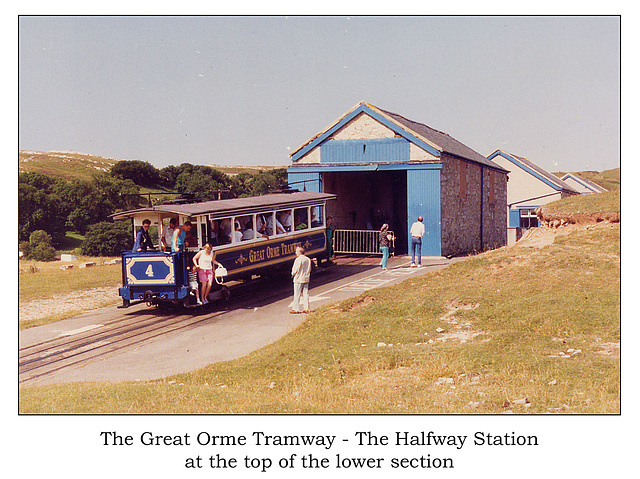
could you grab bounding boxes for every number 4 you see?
[145,264,154,277]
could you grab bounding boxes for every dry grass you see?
[20,219,620,414]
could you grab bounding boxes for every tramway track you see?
[19,308,229,386]
[18,277,270,386]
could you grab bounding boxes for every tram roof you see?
[110,191,337,220]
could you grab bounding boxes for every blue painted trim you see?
[377,163,442,171]
[291,104,441,162]
[406,169,441,257]
[488,150,563,192]
[321,138,410,163]
[287,163,442,175]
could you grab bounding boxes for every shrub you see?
[30,243,57,261]
[23,230,57,261]
[82,221,132,256]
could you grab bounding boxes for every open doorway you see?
[322,170,408,254]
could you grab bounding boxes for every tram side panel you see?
[118,229,327,307]
[215,230,327,279]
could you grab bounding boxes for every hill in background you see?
[553,168,620,192]
[21,150,619,191]
[18,150,285,182]
[19,151,120,182]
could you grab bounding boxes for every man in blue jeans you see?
[409,216,425,267]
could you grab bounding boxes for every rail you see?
[333,229,394,255]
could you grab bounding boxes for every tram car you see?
[111,191,336,308]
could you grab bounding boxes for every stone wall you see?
[440,154,507,256]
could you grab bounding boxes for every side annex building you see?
[287,102,508,258]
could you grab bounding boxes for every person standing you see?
[133,219,154,252]
[409,216,425,267]
[161,218,177,252]
[379,224,394,270]
[325,215,334,263]
[193,243,221,304]
[290,246,312,314]
[172,221,192,252]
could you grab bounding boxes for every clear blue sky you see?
[19,15,620,173]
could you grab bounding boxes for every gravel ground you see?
[19,286,121,322]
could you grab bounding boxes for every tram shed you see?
[287,102,509,257]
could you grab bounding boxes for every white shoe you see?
[417,264,422,268]
[410,263,416,267]
[196,299,202,305]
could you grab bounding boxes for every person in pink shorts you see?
[193,243,221,304]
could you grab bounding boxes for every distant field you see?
[18,150,285,181]
[554,167,620,192]
[208,164,286,176]
[19,150,120,181]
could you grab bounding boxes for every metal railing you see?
[333,229,394,255]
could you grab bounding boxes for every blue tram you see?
[111,192,336,308]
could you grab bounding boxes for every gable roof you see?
[561,173,608,193]
[290,102,508,172]
[487,149,578,194]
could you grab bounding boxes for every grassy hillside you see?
[20,192,620,414]
[18,150,285,182]
[554,167,620,192]
[19,150,120,182]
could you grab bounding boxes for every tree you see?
[81,221,132,256]
[18,173,68,244]
[110,160,160,187]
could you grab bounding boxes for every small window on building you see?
[519,209,539,229]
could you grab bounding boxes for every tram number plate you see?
[125,256,175,285]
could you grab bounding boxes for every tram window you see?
[229,218,243,243]
[310,206,324,228]
[238,215,255,241]
[256,213,270,238]
[209,219,223,246]
[217,217,233,244]
[185,227,197,247]
[294,207,308,231]
[262,212,276,236]
[276,209,292,234]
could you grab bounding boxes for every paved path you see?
[19,255,458,386]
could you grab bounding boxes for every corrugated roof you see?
[111,192,336,220]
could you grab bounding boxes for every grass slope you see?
[19,151,119,181]
[19,193,620,414]
[554,167,620,192]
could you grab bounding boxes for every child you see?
[186,265,202,305]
